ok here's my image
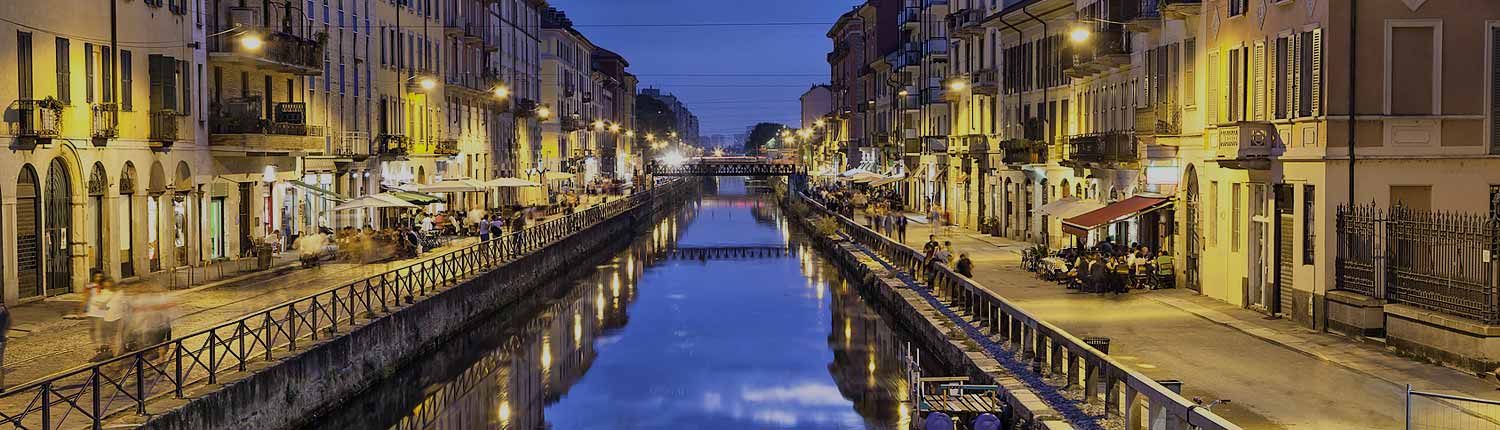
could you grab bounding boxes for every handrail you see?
[0,180,692,430]
[797,192,1241,430]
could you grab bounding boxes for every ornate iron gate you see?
[1184,172,1202,291]
[45,159,73,296]
[1337,204,1500,324]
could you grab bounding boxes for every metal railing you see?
[1406,385,1500,430]
[10,99,64,139]
[1336,204,1500,323]
[90,104,119,140]
[797,192,1242,430]
[148,110,178,145]
[0,180,693,430]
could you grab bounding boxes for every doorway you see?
[209,197,226,259]
[17,166,41,298]
[44,159,73,296]
[1184,166,1202,291]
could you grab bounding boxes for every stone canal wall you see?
[779,198,1075,430]
[138,185,696,430]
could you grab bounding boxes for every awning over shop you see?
[1035,197,1105,219]
[1061,195,1173,237]
[288,180,349,202]
[388,191,446,205]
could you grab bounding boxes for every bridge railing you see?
[0,180,694,430]
[646,161,804,176]
[796,192,1242,430]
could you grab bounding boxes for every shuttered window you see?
[18,31,33,100]
[121,50,132,111]
[56,37,70,103]
[1275,36,1289,119]
[85,43,94,103]
[1207,51,1218,124]
[1299,30,1316,117]
[1254,41,1266,120]
[1184,39,1196,106]
[1310,29,1323,116]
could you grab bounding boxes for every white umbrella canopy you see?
[417,178,488,193]
[485,177,543,188]
[1035,197,1106,219]
[840,168,874,177]
[333,193,419,211]
[543,171,575,181]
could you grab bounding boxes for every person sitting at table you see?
[1072,255,1092,291]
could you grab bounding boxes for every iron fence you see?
[0,180,691,430]
[1407,386,1500,430]
[797,191,1241,430]
[1336,204,1500,324]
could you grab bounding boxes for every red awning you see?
[1062,195,1172,237]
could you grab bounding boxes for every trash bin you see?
[255,244,274,271]
[1083,336,1110,354]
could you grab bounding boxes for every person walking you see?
[897,215,908,243]
[955,253,974,278]
[477,214,492,242]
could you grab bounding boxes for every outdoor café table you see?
[1041,257,1070,280]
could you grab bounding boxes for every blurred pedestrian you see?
[955,253,974,278]
[897,215,908,243]
[88,279,127,360]
[0,298,10,388]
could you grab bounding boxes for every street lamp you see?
[493,85,510,99]
[239,33,264,50]
[536,106,552,120]
[948,80,968,91]
[419,77,437,90]
[1069,26,1091,43]
[610,123,621,133]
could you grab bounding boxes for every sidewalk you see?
[2,236,483,387]
[857,211,1499,430]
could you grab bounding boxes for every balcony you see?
[947,9,985,37]
[91,103,119,144]
[463,23,483,44]
[1066,27,1128,78]
[1063,131,1138,168]
[410,137,459,156]
[149,110,178,147]
[9,99,64,148]
[374,133,409,156]
[899,92,921,111]
[209,101,326,153]
[922,87,947,105]
[1001,139,1048,165]
[900,7,921,29]
[1126,0,1162,32]
[971,68,998,95]
[336,131,370,160]
[1137,102,1182,136]
[209,31,323,76]
[1160,0,1203,19]
[443,18,465,37]
[924,39,949,57]
[1214,121,1281,170]
[561,116,585,132]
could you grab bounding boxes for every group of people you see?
[922,235,974,279]
[1056,239,1173,293]
[864,201,909,242]
[79,270,177,362]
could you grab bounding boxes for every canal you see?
[301,178,927,430]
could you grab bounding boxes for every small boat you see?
[905,345,1006,430]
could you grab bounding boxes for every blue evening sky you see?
[548,0,864,136]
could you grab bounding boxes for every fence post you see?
[1404,384,1412,430]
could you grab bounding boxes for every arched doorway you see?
[148,161,166,272]
[88,163,108,274]
[1184,165,1201,292]
[17,166,41,298]
[173,161,192,267]
[119,162,137,277]
[45,158,74,295]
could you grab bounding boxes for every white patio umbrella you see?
[416,178,488,193]
[332,193,419,211]
[485,177,543,188]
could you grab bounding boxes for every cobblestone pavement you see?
[853,211,1499,430]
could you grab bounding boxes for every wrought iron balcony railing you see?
[1063,131,1137,166]
[10,99,64,144]
[1001,139,1048,165]
[374,133,409,156]
[149,110,178,146]
[91,103,119,142]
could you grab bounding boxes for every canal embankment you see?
[779,194,1078,430]
[129,182,698,430]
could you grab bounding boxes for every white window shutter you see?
[1254,41,1266,121]
[1311,28,1323,117]
[1291,34,1302,118]
[1208,51,1219,124]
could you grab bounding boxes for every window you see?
[178,60,191,115]
[56,37,70,103]
[1206,51,1218,123]
[85,43,95,103]
[101,47,115,103]
[1184,39,1196,106]
[1228,47,1243,122]
[147,55,178,111]
[1209,181,1219,246]
[18,31,33,100]
[1388,24,1435,115]
[121,50,132,110]
[1304,185,1316,265]
[1301,30,1321,117]
[1231,183,1242,252]
[1491,26,1500,153]
[1275,36,1290,119]
[1229,0,1248,16]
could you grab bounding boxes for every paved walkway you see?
[856,211,1499,430]
[1,197,619,388]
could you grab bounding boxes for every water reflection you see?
[302,178,920,430]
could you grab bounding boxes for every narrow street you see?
[857,212,1499,430]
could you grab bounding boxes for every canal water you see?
[303,177,921,430]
